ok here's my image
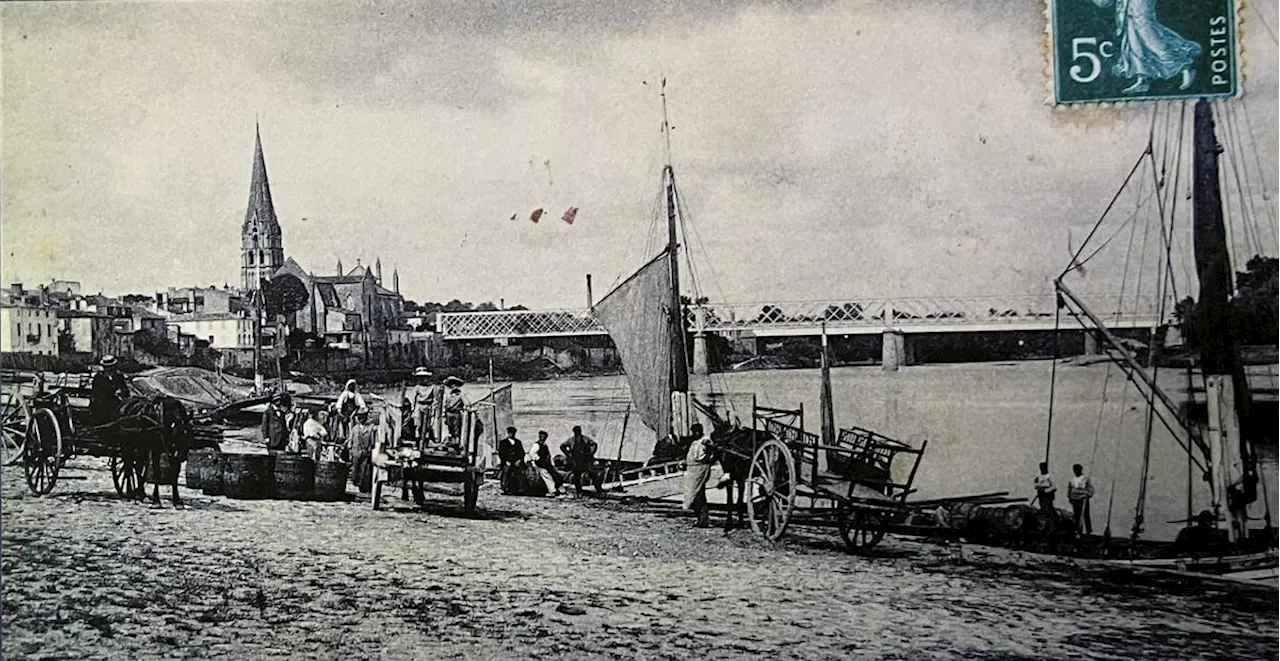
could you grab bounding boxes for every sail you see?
[473,384,514,469]
[593,251,673,440]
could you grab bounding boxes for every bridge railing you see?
[438,294,1170,340]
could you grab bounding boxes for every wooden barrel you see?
[185,449,220,491]
[202,453,226,496]
[949,502,983,530]
[223,453,275,500]
[1003,504,1033,533]
[313,462,350,502]
[274,454,315,501]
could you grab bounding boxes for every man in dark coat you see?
[261,392,294,452]
[560,426,598,497]
[89,355,129,425]
[498,427,525,494]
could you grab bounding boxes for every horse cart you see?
[2,372,233,499]
[708,400,928,552]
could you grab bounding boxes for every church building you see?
[241,125,285,292]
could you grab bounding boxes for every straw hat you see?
[100,355,118,367]
[413,367,433,378]
[443,376,464,387]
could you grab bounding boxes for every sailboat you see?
[1054,99,1278,587]
[591,84,704,466]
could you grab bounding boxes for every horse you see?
[707,424,774,530]
[114,395,197,507]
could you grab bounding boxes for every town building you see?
[167,313,255,349]
[154,286,241,316]
[1,303,58,355]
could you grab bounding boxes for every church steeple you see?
[240,123,285,291]
[375,257,383,283]
[337,258,344,276]
[392,267,400,294]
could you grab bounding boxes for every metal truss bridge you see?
[438,295,1168,341]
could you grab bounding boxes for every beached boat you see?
[1050,100,1277,587]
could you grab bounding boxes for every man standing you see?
[261,392,294,452]
[89,355,129,426]
[681,424,715,528]
[1068,463,1095,535]
[1032,462,1057,515]
[302,409,330,463]
[498,426,525,495]
[442,376,467,441]
[560,426,598,497]
[409,368,438,443]
[334,379,366,438]
[347,408,378,493]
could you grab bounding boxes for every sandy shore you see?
[3,456,1276,660]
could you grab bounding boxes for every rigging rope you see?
[1061,149,1150,280]
[1238,97,1280,245]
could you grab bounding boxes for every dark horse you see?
[114,395,197,507]
[707,424,774,530]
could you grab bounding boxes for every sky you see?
[3,0,1277,310]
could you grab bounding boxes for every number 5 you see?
[1069,37,1102,84]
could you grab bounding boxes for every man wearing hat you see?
[89,355,129,425]
[409,367,439,444]
[442,376,468,441]
[497,426,525,494]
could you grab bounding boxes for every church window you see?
[248,252,255,265]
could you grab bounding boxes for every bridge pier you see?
[691,306,710,375]
[1083,331,1100,356]
[692,334,710,375]
[882,330,907,371]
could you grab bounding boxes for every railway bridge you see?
[438,294,1167,371]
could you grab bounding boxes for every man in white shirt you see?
[1068,463,1095,535]
[1032,462,1056,515]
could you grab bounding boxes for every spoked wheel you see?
[23,408,63,496]
[837,504,888,552]
[110,450,144,499]
[2,390,32,466]
[745,438,796,541]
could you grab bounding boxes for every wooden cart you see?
[371,406,484,516]
[726,403,927,552]
[5,373,235,497]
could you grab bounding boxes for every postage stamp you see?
[1049,0,1239,104]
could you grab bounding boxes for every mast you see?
[662,78,689,393]
[1191,99,1253,543]
[820,324,836,448]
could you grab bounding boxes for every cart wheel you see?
[2,390,31,466]
[745,438,796,541]
[110,451,144,499]
[837,505,887,552]
[463,471,479,516]
[23,408,62,496]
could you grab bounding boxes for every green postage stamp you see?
[1050,0,1239,104]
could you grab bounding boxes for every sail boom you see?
[1055,279,1209,471]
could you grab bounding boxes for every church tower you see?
[241,124,285,291]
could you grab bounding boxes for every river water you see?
[425,360,1277,542]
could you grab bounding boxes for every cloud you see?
[1,0,1275,308]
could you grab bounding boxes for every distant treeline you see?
[1175,255,1278,348]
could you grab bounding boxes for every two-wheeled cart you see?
[723,403,928,552]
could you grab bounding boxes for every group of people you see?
[496,425,602,497]
[1032,461,1095,534]
[405,368,469,446]
[260,379,380,489]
